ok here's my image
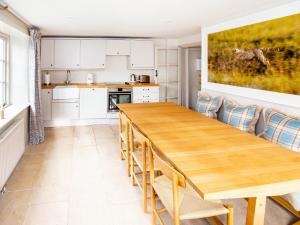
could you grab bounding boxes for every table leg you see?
[246,196,266,225]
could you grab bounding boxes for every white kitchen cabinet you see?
[80,88,107,119]
[41,39,54,69]
[54,39,80,69]
[52,102,79,120]
[130,40,154,69]
[132,86,159,103]
[106,40,130,56]
[41,89,52,120]
[80,40,106,69]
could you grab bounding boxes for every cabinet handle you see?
[77,64,80,66]
[76,105,79,108]
[132,64,134,66]
[50,64,53,67]
[117,51,119,55]
[48,91,51,94]
[102,64,105,66]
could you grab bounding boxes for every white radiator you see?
[0,119,25,190]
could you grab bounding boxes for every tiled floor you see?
[0,125,296,225]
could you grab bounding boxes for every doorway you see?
[180,47,201,110]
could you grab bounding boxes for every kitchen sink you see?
[53,86,80,100]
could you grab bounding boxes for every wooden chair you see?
[130,124,158,213]
[271,196,300,225]
[118,112,131,176]
[148,142,234,225]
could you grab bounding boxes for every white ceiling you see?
[5,0,294,37]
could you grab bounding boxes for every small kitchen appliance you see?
[86,73,94,84]
[130,74,137,83]
[44,71,51,85]
[138,75,150,83]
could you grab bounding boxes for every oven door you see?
[108,92,132,112]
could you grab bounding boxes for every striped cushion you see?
[222,100,261,134]
[196,93,223,118]
[264,111,300,211]
[264,111,300,152]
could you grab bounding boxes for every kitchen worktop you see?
[41,83,160,89]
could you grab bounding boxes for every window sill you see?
[0,104,29,130]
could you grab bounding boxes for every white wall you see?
[201,1,300,116]
[179,33,201,47]
[0,20,29,105]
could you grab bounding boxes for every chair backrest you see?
[130,124,148,146]
[149,142,186,188]
[119,112,130,133]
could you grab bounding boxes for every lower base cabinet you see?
[80,88,107,119]
[132,86,159,103]
[52,102,79,120]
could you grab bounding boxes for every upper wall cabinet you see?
[41,39,54,69]
[81,40,106,69]
[130,40,154,69]
[54,39,81,69]
[106,40,130,56]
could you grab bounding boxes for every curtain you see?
[28,27,44,144]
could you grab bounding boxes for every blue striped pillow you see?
[264,111,300,152]
[196,93,223,118]
[222,100,261,134]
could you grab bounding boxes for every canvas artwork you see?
[208,13,300,95]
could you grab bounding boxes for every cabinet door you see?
[80,40,106,69]
[41,39,54,69]
[106,40,130,55]
[54,39,80,69]
[41,89,52,120]
[130,40,154,69]
[52,102,79,120]
[80,88,107,119]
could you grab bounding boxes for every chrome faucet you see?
[65,70,71,84]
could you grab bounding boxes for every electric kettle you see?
[130,74,137,82]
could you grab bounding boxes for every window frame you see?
[0,32,9,107]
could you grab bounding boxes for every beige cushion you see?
[283,192,300,211]
[153,175,229,220]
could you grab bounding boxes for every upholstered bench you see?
[196,92,300,224]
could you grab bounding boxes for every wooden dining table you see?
[118,102,300,225]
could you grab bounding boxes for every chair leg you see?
[119,137,123,160]
[126,145,130,177]
[131,155,135,186]
[142,143,147,213]
[172,175,180,225]
[227,204,234,225]
[151,187,157,225]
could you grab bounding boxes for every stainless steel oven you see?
[107,88,132,112]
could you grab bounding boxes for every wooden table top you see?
[118,102,300,200]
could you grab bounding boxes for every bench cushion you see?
[221,100,261,134]
[196,93,223,119]
[264,110,300,152]
[283,192,300,211]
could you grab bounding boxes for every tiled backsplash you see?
[42,56,154,84]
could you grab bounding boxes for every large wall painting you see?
[208,13,300,95]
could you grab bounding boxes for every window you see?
[0,34,8,107]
